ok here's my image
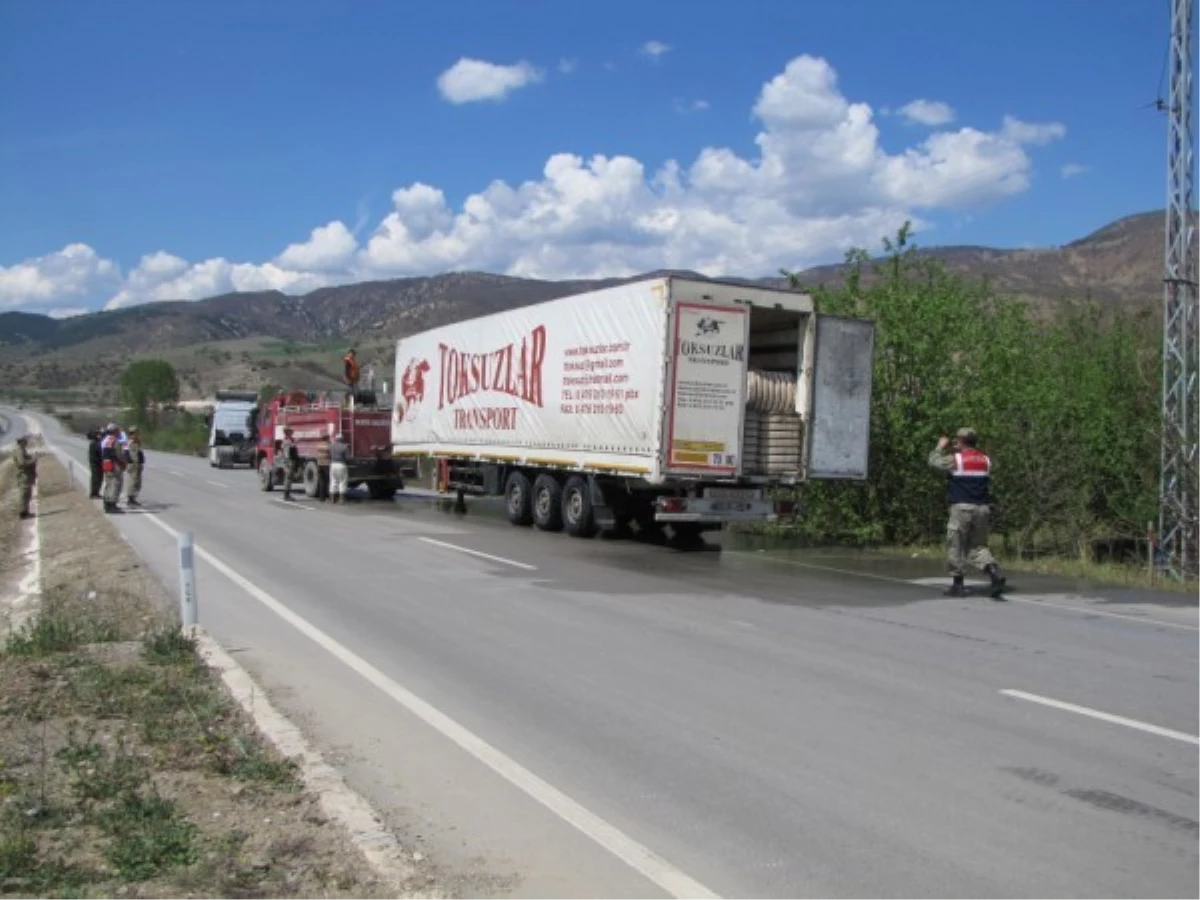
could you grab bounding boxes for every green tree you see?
[119,359,180,425]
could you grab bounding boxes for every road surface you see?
[10,409,1198,899]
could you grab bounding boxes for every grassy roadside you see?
[0,452,398,898]
[52,410,209,458]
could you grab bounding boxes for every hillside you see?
[0,210,1175,402]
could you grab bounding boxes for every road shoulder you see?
[0,452,432,897]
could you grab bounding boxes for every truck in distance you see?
[207,390,259,469]
[390,275,874,540]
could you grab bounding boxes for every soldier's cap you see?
[15,434,28,442]
[955,427,977,441]
[106,423,119,433]
[128,426,139,433]
[283,426,294,432]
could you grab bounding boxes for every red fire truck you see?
[256,389,413,500]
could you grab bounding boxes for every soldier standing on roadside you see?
[100,423,124,514]
[124,426,145,507]
[87,429,103,499]
[12,434,37,520]
[928,427,1007,599]
[280,426,299,501]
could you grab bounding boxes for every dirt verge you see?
[0,454,414,898]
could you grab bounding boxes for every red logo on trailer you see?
[398,357,431,422]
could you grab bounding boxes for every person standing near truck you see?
[280,426,299,501]
[343,348,360,392]
[124,426,145,507]
[11,434,37,520]
[328,432,350,504]
[928,427,1007,599]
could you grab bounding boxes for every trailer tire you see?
[504,471,534,526]
[562,476,597,538]
[258,457,274,492]
[532,474,563,532]
[303,460,321,498]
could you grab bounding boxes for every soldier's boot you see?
[944,575,968,597]
[985,563,1007,599]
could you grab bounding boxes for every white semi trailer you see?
[390,275,874,539]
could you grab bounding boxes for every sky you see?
[0,0,1186,319]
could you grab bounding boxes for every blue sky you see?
[0,0,1184,317]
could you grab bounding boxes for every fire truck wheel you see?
[258,457,274,492]
[303,461,321,498]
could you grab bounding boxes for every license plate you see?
[712,501,754,512]
[705,488,762,502]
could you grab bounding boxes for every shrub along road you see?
[10,407,1199,899]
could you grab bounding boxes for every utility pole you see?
[1159,0,1198,578]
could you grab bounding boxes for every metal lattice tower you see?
[1159,0,1198,578]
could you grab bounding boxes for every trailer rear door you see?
[662,299,750,477]
[804,313,875,480]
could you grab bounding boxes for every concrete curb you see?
[191,628,426,896]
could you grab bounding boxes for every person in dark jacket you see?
[86,429,103,498]
[928,427,1007,599]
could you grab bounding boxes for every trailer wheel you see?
[532,474,563,532]
[258,457,274,492]
[562,476,597,538]
[504,471,534,526]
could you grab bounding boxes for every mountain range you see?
[0,210,1174,401]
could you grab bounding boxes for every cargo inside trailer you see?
[742,306,807,481]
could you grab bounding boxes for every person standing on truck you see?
[343,348,360,392]
[328,432,350,504]
[928,427,1007,599]
[280,426,299,501]
[11,434,37,520]
[86,429,103,499]
[123,426,145,507]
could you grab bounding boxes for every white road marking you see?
[417,536,537,571]
[272,498,312,511]
[729,552,1198,631]
[206,480,228,489]
[168,469,184,477]
[1000,689,1200,745]
[139,514,715,899]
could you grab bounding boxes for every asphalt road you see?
[12,409,1199,899]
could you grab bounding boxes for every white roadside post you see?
[178,531,198,629]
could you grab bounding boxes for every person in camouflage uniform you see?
[280,426,299,501]
[123,426,145,507]
[928,427,1007,599]
[12,434,37,520]
[100,423,124,514]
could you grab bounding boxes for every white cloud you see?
[275,221,358,272]
[5,53,1068,315]
[674,98,710,114]
[898,99,956,126]
[1061,162,1088,179]
[640,40,671,61]
[558,58,577,74]
[0,243,120,312]
[1001,115,1066,146]
[436,58,544,104]
[47,307,90,319]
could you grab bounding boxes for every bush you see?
[772,222,1163,561]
